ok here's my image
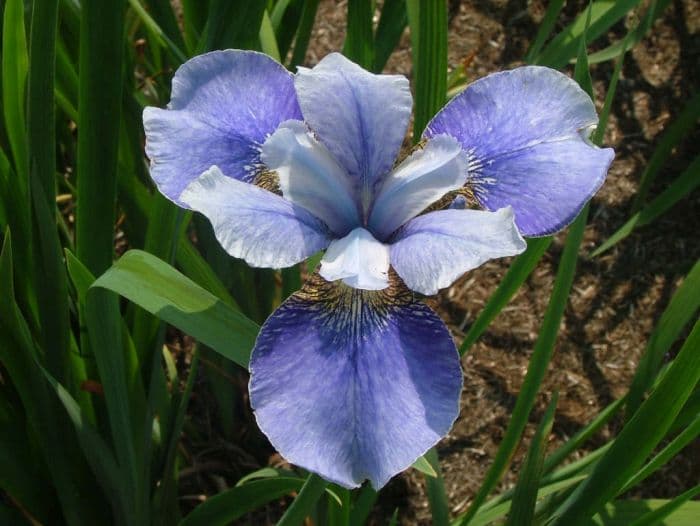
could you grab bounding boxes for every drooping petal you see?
[424,66,614,236]
[368,135,468,240]
[390,207,526,295]
[249,274,463,489]
[319,228,390,290]
[261,120,360,235]
[180,166,331,268]
[294,53,412,204]
[144,50,301,203]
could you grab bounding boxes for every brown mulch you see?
[180,1,700,524]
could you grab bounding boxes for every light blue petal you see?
[261,120,360,235]
[180,166,331,268]
[144,50,301,203]
[390,207,526,295]
[319,227,390,290]
[368,134,468,240]
[294,53,412,211]
[425,66,614,236]
[249,276,463,489]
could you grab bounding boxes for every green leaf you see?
[75,0,126,276]
[276,474,328,526]
[349,484,378,526]
[534,0,643,69]
[459,237,552,355]
[523,0,565,63]
[627,485,700,526]
[424,447,450,526]
[591,154,700,257]
[632,91,700,210]
[552,319,700,524]
[506,394,558,526]
[179,477,306,526]
[2,0,29,180]
[412,454,438,478]
[288,0,320,69]
[91,250,259,368]
[373,0,407,72]
[407,0,448,138]
[625,259,700,417]
[259,9,282,63]
[343,0,374,69]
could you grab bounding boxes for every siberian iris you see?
[143,50,614,489]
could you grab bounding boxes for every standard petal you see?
[249,275,463,489]
[368,134,468,240]
[390,207,526,295]
[180,166,331,268]
[319,228,390,290]
[424,66,614,236]
[294,53,412,204]
[144,50,301,203]
[261,120,360,235]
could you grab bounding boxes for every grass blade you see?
[505,394,558,526]
[349,484,378,526]
[552,319,700,524]
[627,485,700,526]
[179,478,306,526]
[524,0,565,63]
[459,237,552,355]
[625,259,700,417]
[75,0,125,275]
[276,474,328,526]
[288,0,320,69]
[632,91,700,211]
[407,0,448,138]
[373,0,407,72]
[343,0,374,69]
[591,154,700,257]
[425,447,450,526]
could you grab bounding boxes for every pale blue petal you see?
[425,66,614,236]
[368,135,468,240]
[390,207,526,295]
[180,166,331,268]
[144,50,301,203]
[294,53,412,206]
[249,277,463,489]
[261,120,360,235]
[319,228,390,290]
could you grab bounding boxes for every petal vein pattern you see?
[249,275,463,489]
[425,66,614,236]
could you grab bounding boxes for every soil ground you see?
[180,1,700,524]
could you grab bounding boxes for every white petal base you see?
[320,227,390,290]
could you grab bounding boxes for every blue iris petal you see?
[249,276,463,489]
[425,65,614,236]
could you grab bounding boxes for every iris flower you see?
[143,50,613,489]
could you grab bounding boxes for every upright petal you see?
[180,166,331,268]
[368,135,468,240]
[261,120,360,236]
[144,50,301,203]
[249,274,463,489]
[424,66,614,236]
[319,228,390,290]
[390,207,526,295]
[294,53,412,205]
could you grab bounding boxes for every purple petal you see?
[294,53,412,205]
[368,134,468,240]
[144,50,301,203]
[261,120,360,235]
[249,275,462,489]
[180,166,331,268]
[425,66,614,236]
[390,207,526,295]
